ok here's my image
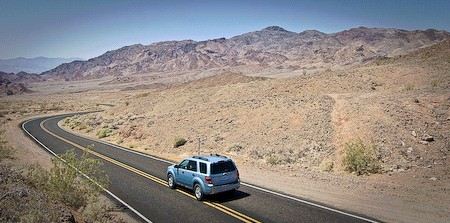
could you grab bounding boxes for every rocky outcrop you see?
[0,71,42,83]
[0,71,41,96]
[0,77,33,96]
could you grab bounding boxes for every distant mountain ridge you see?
[0,57,83,74]
[41,26,450,80]
[0,71,40,96]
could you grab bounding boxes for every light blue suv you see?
[167,155,240,200]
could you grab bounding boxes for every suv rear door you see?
[209,160,238,186]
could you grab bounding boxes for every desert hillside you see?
[53,39,450,222]
[64,39,449,173]
[41,27,450,80]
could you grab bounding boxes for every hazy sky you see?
[1,0,449,60]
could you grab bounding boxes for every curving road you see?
[22,113,379,223]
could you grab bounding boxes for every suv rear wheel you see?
[194,184,204,201]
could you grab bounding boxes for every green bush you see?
[96,128,113,139]
[70,121,81,129]
[27,149,109,209]
[173,137,187,148]
[342,140,382,175]
[63,118,71,124]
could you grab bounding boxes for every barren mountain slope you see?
[42,27,450,81]
[0,72,40,96]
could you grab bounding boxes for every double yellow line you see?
[40,118,261,223]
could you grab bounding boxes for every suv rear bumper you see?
[205,180,240,195]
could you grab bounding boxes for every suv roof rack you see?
[210,154,227,158]
[192,156,209,161]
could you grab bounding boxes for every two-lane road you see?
[22,113,379,223]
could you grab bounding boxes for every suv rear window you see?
[211,160,236,174]
[199,162,207,174]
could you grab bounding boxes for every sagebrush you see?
[96,128,113,139]
[27,148,109,208]
[173,136,187,148]
[342,140,382,175]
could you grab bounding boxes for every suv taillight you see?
[237,170,240,179]
[205,176,212,184]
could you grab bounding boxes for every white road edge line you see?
[55,114,379,223]
[241,182,378,223]
[22,117,153,223]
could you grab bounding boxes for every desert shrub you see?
[342,140,381,175]
[0,142,15,159]
[135,92,150,98]
[0,181,63,222]
[248,147,265,159]
[70,121,81,129]
[404,84,415,91]
[173,137,187,148]
[266,155,279,165]
[27,149,109,209]
[319,158,334,172]
[96,128,113,139]
[116,138,123,144]
[227,144,243,152]
[39,103,47,111]
[63,118,71,124]
[430,80,439,87]
[80,202,112,223]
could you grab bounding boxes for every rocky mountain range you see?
[0,57,83,74]
[39,26,449,80]
[0,71,40,95]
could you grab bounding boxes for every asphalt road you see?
[22,113,379,223]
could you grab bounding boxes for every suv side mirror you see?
[174,165,179,169]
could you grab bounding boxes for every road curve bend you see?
[22,113,379,223]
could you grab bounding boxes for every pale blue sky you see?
[1,0,449,60]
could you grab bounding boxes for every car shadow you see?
[206,190,251,203]
[174,186,250,203]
